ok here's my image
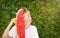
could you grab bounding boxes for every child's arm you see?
[2,18,16,38]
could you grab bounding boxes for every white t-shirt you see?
[9,25,39,38]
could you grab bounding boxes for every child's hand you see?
[10,18,16,25]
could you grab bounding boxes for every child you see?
[2,8,39,38]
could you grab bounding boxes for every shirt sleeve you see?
[9,26,16,37]
[31,26,39,38]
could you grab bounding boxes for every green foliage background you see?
[0,0,60,38]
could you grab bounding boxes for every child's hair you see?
[21,7,30,14]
